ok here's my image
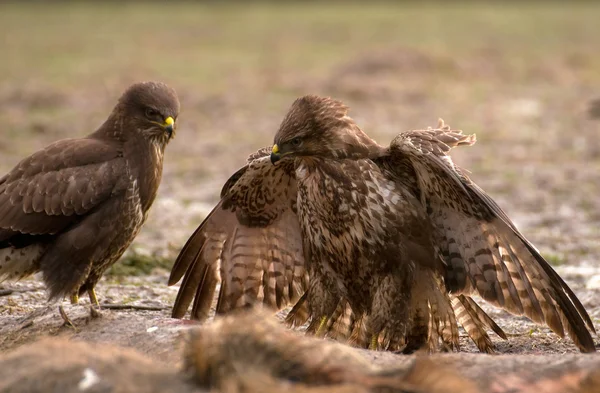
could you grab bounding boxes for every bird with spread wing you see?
[170,95,596,353]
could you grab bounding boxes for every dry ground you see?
[1,2,600,391]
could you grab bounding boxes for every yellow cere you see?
[164,117,175,126]
[272,144,279,154]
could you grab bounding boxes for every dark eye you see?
[145,108,159,119]
[291,137,301,147]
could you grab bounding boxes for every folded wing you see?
[0,137,123,245]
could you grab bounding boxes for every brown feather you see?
[388,124,595,352]
[173,94,595,355]
[0,81,179,301]
[170,154,307,320]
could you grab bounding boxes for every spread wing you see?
[0,137,124,245]
[169,149,307,320]
[382,121,596,352]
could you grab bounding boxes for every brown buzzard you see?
[170,95,595,353]
[0,81,179,306]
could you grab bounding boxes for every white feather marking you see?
[0,244,45,281]
[296,165,308,180]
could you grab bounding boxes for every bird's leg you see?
[58,305,77,330]
[368,267,413,352]
[70,293,79,304]
[87,288,99,307]
[305,273,340,338]
[87,288,101,319]
[401,306,430,354]
[369,334,379,350]
[315,316,329,337]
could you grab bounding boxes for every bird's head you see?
[270,95,382,164]
[117,81,180,145]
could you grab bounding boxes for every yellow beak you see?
[272,144,279,154]
[163,116,175,137]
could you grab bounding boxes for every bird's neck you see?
[92,111,127,142]
[124,137,166,213]
[94,113,166,213]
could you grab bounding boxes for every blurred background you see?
[0,2,599,283]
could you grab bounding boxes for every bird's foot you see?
[400,338,428,354]
[58,305,78,331]
[70,293,79,305]
[369,334,379,351]
[315,316,329,337]
[87,288,99,307]
[89,305,102,319]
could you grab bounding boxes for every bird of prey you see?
[0,81,179,307]
[170,95,596,353]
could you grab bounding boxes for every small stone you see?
[586,275,600,290]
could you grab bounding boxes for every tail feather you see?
[285,291,310,328]
[0,245,44,283]
[429,292,459,352]
[451,295,504,353]
[326,301,357,342]
[442,212,595,352]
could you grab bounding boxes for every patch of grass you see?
[1,2,600,90]
[528,328,538,336]
[542,252,567,267]
[107,249,173,277]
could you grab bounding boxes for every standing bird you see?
[0,81,179,307]
[170,95,595,353]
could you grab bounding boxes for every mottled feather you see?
[386,123,595,352]
[170,152,307,320]
[171,96,595,354]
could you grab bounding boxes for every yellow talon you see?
[88,289,99,307]
[369,335,379,350]
[316,316,328,337]
[70,293,79,304]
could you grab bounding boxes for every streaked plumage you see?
[170,95,595,353]
[0,81,179,304]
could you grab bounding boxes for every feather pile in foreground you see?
[0,310,474,393]
[1,310,598,393]
[170,95,595,353]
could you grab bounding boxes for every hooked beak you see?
[270,144,281,164]
[163,116,175,138]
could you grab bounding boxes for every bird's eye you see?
[291,137,301,147]
[145,108,159,119]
